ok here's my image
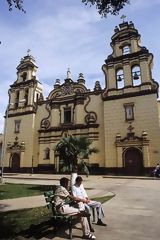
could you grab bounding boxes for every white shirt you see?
[72,184,88,199]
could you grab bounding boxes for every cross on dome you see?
[120,15,126,23]
[67,68,71,79]
[27,49,31,55]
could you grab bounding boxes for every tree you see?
[82,0,130,17]
[5,0,130,17]
[54,135,99,173]
[6,0,25,13]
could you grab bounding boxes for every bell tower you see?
[9,50,43,112]
[102,21,160,175]
[3,51,44,173]
[102,21,159,98]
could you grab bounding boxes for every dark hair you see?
[75,176,83,182]
[60,177,70,186]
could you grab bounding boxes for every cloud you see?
[128,0,160,10]
[0,2,104,132]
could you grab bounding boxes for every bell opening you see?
[133,72,139,80]
[117,75,122,82]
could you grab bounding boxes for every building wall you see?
[33,93,105,170]
[104,93,160,168]
[3,21,160,175]
[4,114,35,169]
[0,134,3,163]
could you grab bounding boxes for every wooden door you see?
[11,153,20,172]
[124,148,143,176]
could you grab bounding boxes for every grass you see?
[0,183,94,200]
[0,206,53,239]
[0,183,54,200]
[92,195,115,203]
[0,192,115,239]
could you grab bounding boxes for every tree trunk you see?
[70,172,77,187]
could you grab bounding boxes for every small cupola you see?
[54,79,61,89]
[16,49,38,83]
[77,73,85,85]
[65,68,73,84]
[110,21,141,58]
[9,50,43,110]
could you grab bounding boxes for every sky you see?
[0,0,160,133]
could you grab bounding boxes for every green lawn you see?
[0,183,54,199]
[0,195,115,239]
[0,183,93,200]
[0,183,115,239]
[0,206,53,239]
[92,195,115,203]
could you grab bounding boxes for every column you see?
[123,64,132,87]
[143,145,150,167]
[28,88,34,105]
[116,146,123,167]
[140,60,150,83]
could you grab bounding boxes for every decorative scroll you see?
[84,96,97,124]
[40,103,51,129]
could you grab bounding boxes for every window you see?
[15,91,19,108]
[122,45,130,55]
[132,65,141,86]
[64,107,72,123]
[24,89,28,106]
[116,69,124,89]
[14,120,21,133]
[124,103,134,121]
[22,72,27,81]
[44,148,50,160]
[36,93,39,102]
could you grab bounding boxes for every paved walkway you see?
[0,195,46,212]
[0,174,114,212]
[0,174,160,240]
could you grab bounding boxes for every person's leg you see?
[60,205,96,238]
[81,216,90,235]
[81,217,96,239]
[79,201,85,211]
[84,204,94,232]
[62,205,90,217]
[62,205,79,215]
[88,200,106,226]
[88,201,104,219]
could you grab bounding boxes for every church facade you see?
[3,21,160,175]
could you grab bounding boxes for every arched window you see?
[15,91,19,108]
[24,89,28,106]
[36,93,39,102]
[116,69,124,89]
[14,120,21,133]
[22,72,27,81]
[44,148,50,160]
[64,107,72,123]
[122,45,130,55]
[132,65,141,86]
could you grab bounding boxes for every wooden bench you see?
[44,190,80,239]
[44,190,97,238]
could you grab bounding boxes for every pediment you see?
[48,79,89,100]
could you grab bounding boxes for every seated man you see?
[54,177,96,239]
[72,176,107,227]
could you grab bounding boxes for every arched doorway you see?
[123,148,143,176]
[11,153,20,172]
